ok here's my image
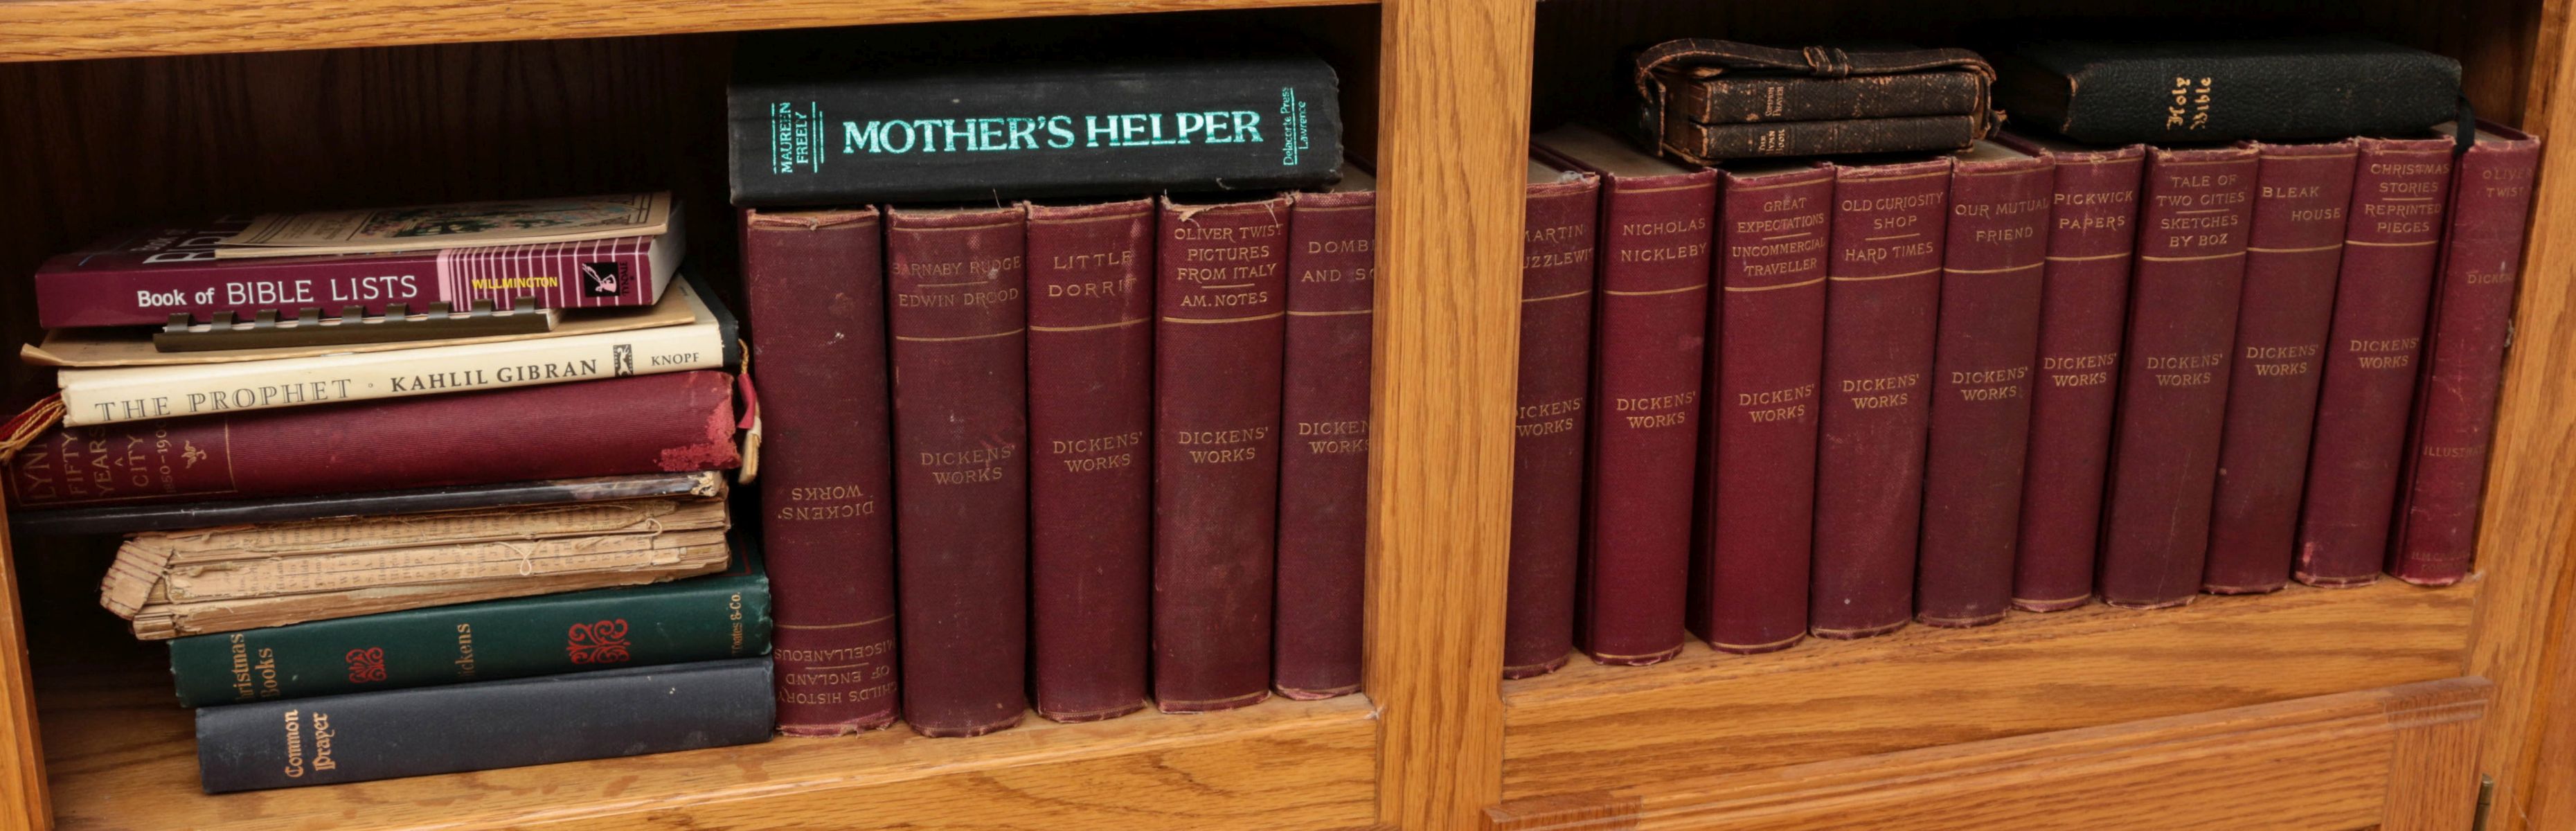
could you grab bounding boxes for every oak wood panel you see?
[1487,678,2489,831]
[2467,4,2576,828]
[1368,0,1530,828]
[0,499,44,831]
[40,656,1376,831]
[1501,581,2476,798]
[0,0,1374,63]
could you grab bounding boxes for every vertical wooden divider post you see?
[0,497,45,831]
[1369,0,1535,828]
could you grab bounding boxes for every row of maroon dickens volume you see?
[1504,123,2539,677]
[744,174,1376,738]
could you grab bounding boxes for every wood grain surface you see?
[1487,678,2490,831]
[39,656,1376,831]
[0,0,1372,63]
[1367,0,1531,828]
[1501,581,2477,799]
[0,501,45,831]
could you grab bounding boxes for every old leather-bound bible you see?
[1633,39,1998,163]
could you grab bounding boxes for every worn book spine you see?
[2200,143,2359,593]
[1154,195,1289,711]
[1692,165,1833,654]
[1275,187,1375,699]
[11,471,722,537]
[730,57,1341,205]
[742,208,902,735]
[168,560,769,707]
[35,218,673,328]
[195,658,773,793]
[1577,167,1715,665]
[886,206,1030,737]
[1809,157,1949,638]
[1667,115,1981,161]
[1674,71,1987,124]
[57,281,734,427]
[1914,150,2051,627]
[1505,170,1600,678]
[2006,140,2144,611]
[2096,145,2260,609]
[2296,137,2456,586]
[6,370,737,510]
[2392,125,2543,585]
[1024,199,1154,723]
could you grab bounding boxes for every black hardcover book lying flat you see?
[728,32,1342,205]
[1996,36,2460,143]
[195,658,773,792]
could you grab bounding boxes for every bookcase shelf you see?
[0,0,1374,63]
[37,648,1377,831]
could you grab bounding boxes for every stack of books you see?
[4,193,775,792]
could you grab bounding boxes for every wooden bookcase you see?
[0,0,2569,829]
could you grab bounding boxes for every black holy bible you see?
[1997,36,2460,143]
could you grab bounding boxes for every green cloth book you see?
[167,555,771,708]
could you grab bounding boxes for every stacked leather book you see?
[3,194,774,792]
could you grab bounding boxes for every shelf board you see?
[0,0,1375,64]
[1501,579,2478,801]
[39,657,1378,831]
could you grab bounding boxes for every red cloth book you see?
[2296,137,2457,586]
[742,208,901,735]
[1154,195,1291,712]
[1692,161,1832,654]
[886,205,1030,737]
[1505,161,1602,679]
[1275,175,1376,699]
[2392,123,2543,585]
[1024,198,1154,723]
[2002,136,2145,612]
[2201,142,2360,593]
[5,370,737,510]
[2097,145,2261,609]
[1535,125,1715,666]
[1915,141,2051,627]
[1809,157,1949,638]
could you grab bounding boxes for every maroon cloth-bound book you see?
[1506,161,1602,678]
[2296,137,2457,587]
[2097,145,2261,609]
[35,217,675,328]
[886,205,1030,738]
[1276,174,1375,700]
[2002,136,2145,612]
[1155,195,1290,712]
[1535,126,1715,666]
[1024,198,1154,723]
[1915,142,2050,627]
[1809,157,1949,638]
[742,209,901,735]
[2392,123,2542,585]
[6,370,736,510]
[2200,142,2359,594]
[1691,161,1832,654]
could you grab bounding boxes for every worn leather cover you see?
[2392,123,2542,584]
[2201,142,2358,593]
[1024,199,1154,723]
[6,370,737,511]
[1635,40,1996,163]
[1275,183,1375,699]
[1673,71,1987,124]
[1692,163,1832,653]
[1809,157,1949,638]
[1154,195,1289,712]
[1997,37,2460,144]
[2296,138,2455,586]
[1534,127,1714,665]
[2001,136,2144,612]
[1915,143,2050,627]
[2097,145,2260,609]
[195,658,773,792]
[1665,115,1986,161]
[741,208,902,735]
[886,206,1030,737]
[1505,164,1600,679]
